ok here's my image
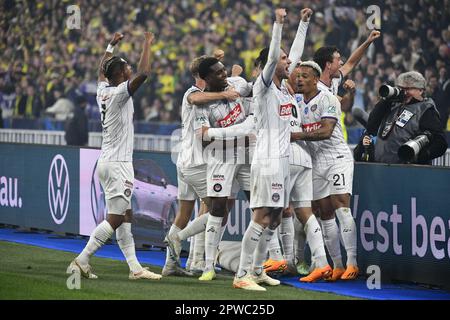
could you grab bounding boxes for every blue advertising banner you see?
[0,143,80,234]
[353,163,450,289]
[1,142,449,288]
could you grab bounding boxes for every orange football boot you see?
[263,258,287,273]
[299,265,332,283]
[340,265,359,280]
[326,267,345,282]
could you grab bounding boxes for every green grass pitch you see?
[0,241,357,300]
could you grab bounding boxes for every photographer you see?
[365,71,447,164]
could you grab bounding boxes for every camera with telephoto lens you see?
[379,84,405,101]
[397,131,431,163]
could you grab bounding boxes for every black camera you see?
[379,84,405,101]
[397,131,431,163]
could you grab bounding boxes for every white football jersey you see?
[290,94,312,168]
[317,70,343,96]
[299,90,353,166]
[204,96,251,164]
[253,76,295,160]
[96,81,134,162]
[177,85,208,169]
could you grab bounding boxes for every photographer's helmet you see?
[396,71,426,89]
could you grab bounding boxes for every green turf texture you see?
[0,241,357,300]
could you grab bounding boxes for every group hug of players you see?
[67,7,381,292]
[165,8,381,291]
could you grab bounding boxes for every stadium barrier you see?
[0,142,449,289]
[1,129,449,166]
[0,129,175,152]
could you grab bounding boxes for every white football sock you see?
[236,221,264,278]
[165,224,181,265]
[192,231,205,266]
[321,218,344,269]
[335,207,357,267]
[116,222,143,274]
[186,235,195,270]
[294,216,306,263]
[252,227,275,275]
[304,215,328,268]
[204,215,223,272]
[178,213,209,241]
[268,231,284,261]
[280,217,294,264]
[77,220,114,266]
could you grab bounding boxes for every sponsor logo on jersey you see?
[279,104,293,117]
[212,174,225,181]
[311,104,317,112]
[271,182,283,190]
[290,120,300,127]
[272,193,280,202]
[195,115,207,123]
[124,188,131,197]
[218,103,242,127]
[328,105,336,113]
[125,180,133,188]
[304,107,309,114]
[302,121,322,132]
[213,183,222,192]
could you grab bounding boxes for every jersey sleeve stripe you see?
[321,116,338,121]
[127,80,132,97]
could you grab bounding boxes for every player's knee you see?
[123,209,133,223]
[211,197,227,217]
[331,194,350,209]
[320,210,335,220]
[107,214,125,230]
[282,207,293,218]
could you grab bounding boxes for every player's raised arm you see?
[261,8,286,87]
[98,32,124,82]
[339,30,381,77]
[288,8,312,74]
[187,89,240,105]
[128,32,155,95]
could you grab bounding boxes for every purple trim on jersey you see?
[303,91,321,105]
[321,116,338,121]
[261,74,272,88]
[338,69,344,81]
[127,80,132,96]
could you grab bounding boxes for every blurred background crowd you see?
[1,0,449,133]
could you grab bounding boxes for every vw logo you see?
[48,154,70,225]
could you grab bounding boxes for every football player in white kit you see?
[231,8,297,291]
[163,56,242,276]
[192,57,253,282]
[305,30,380,281]
[67,32,161,280]
[291,61,358,281]
[165,56,251,276]
[313,30,381,137]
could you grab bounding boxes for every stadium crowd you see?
[1,0,449,130]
